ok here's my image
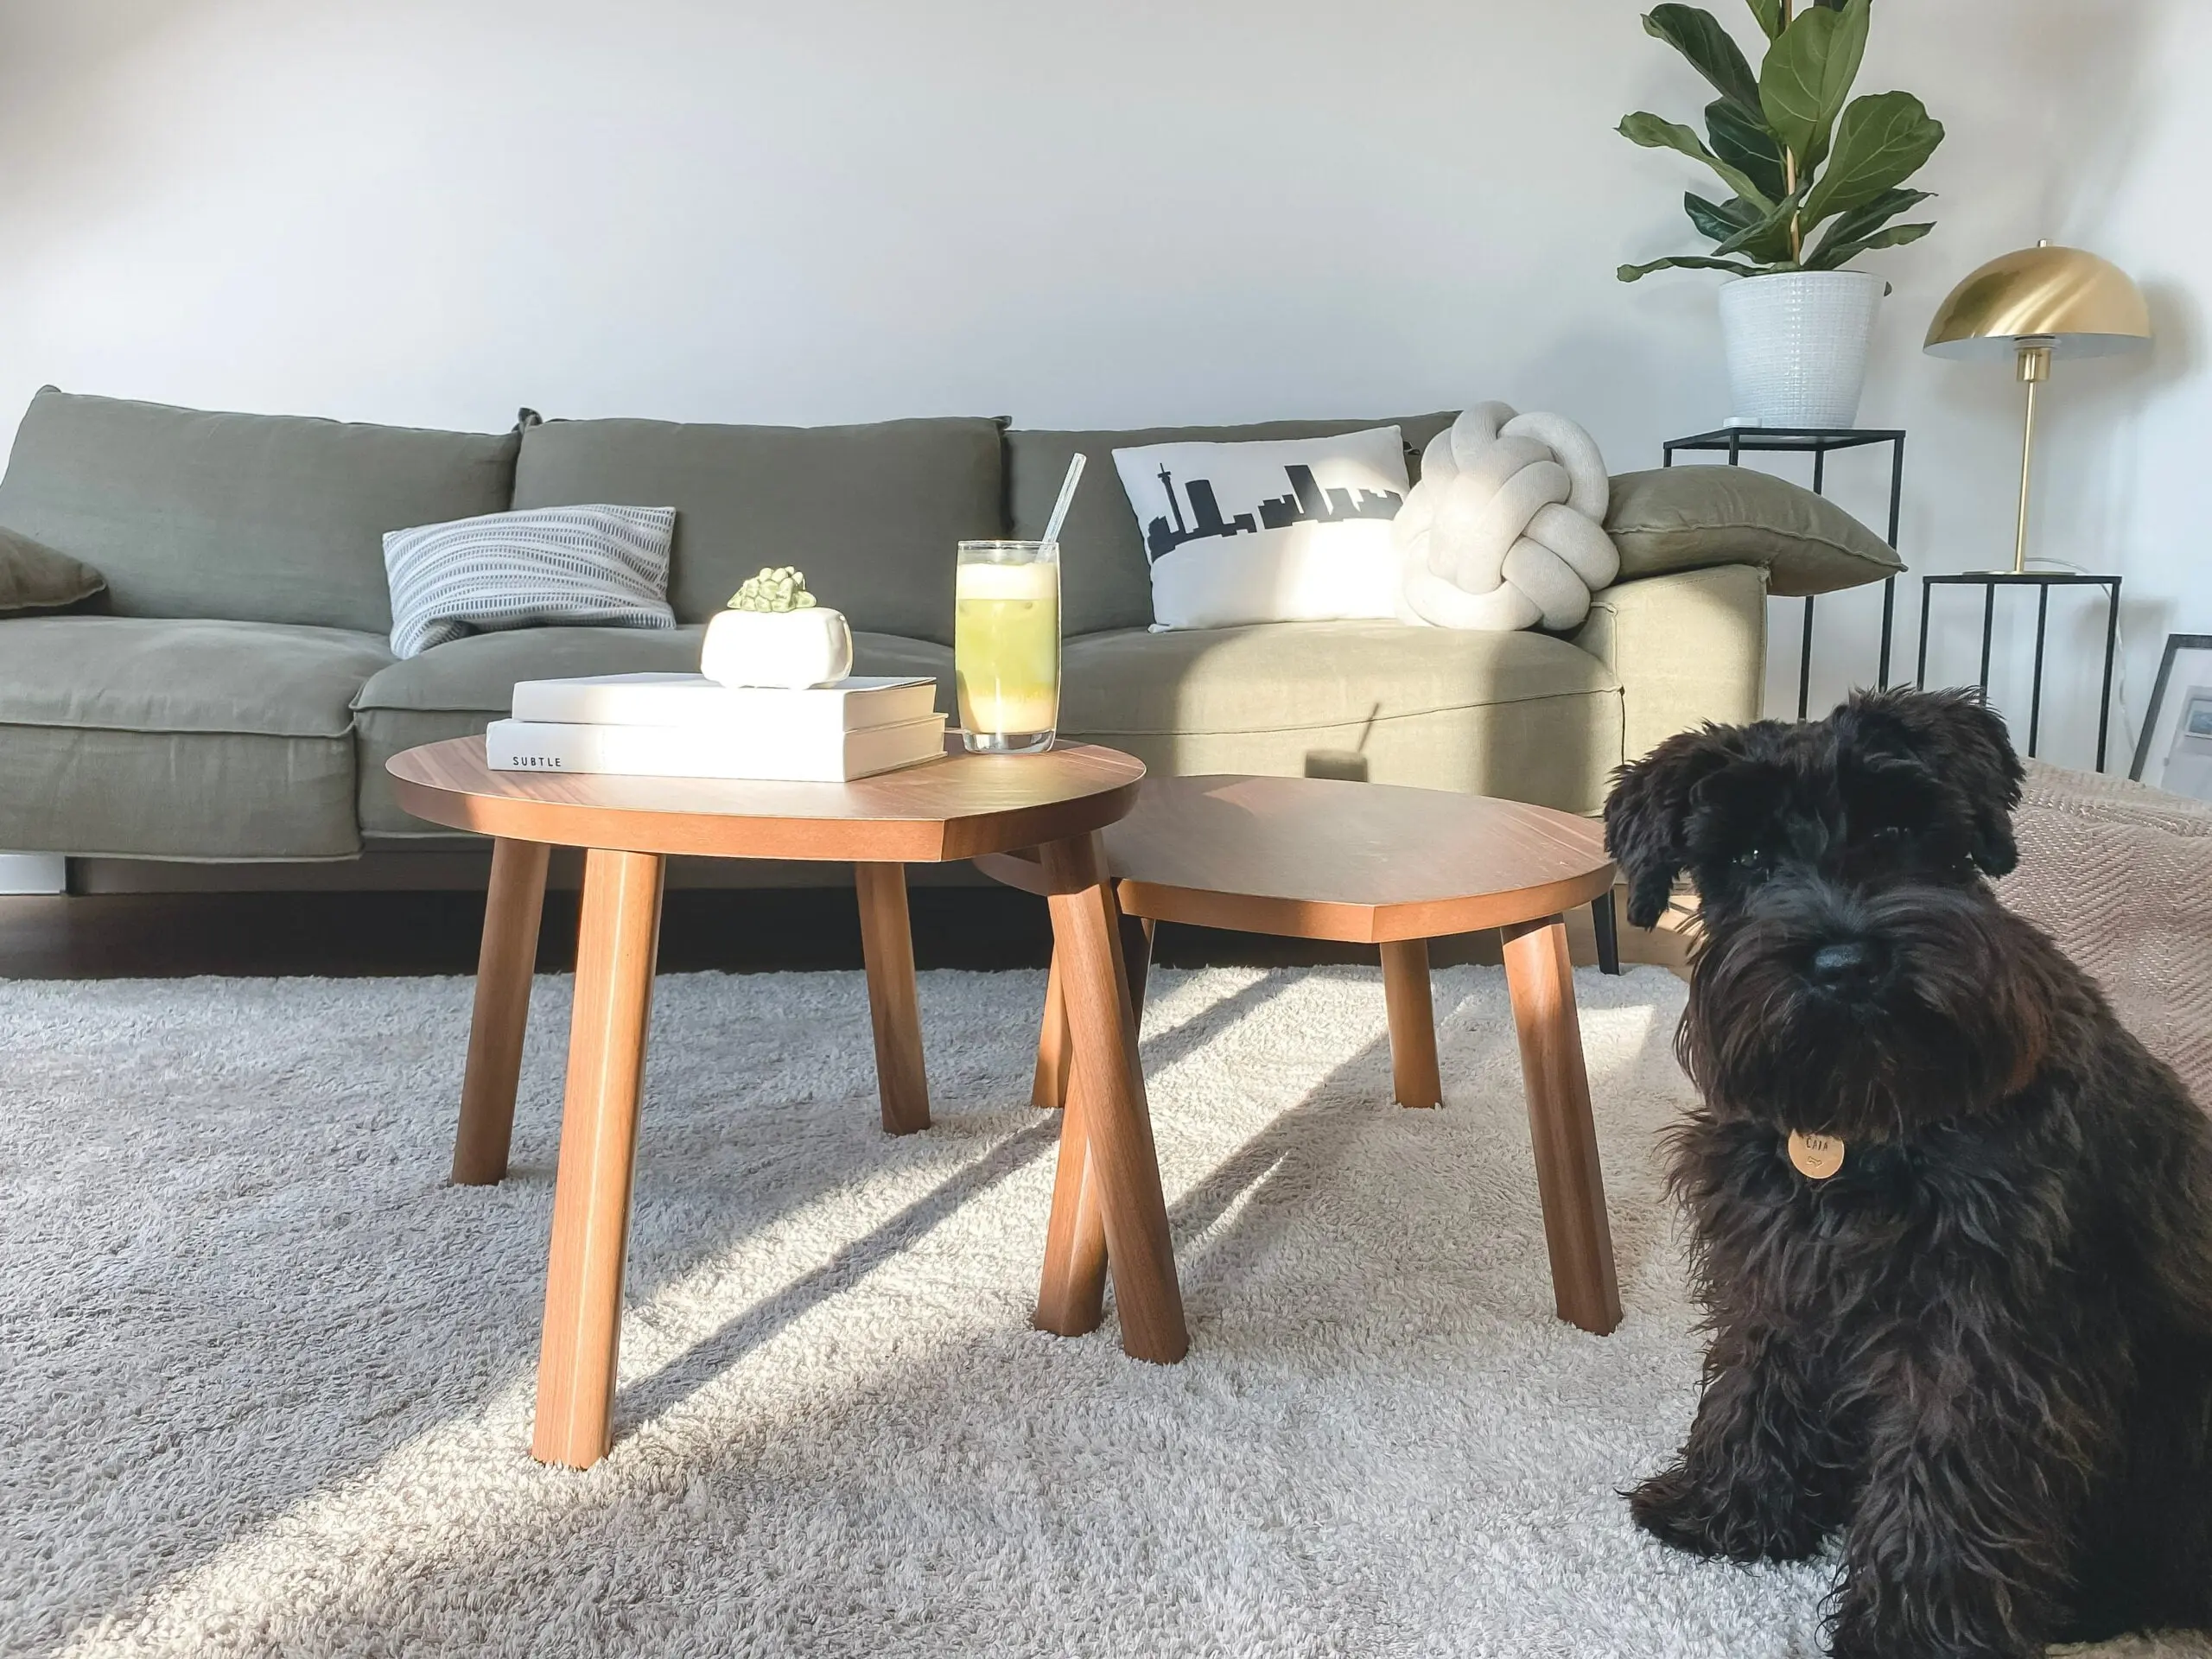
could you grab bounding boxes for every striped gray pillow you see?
[382,504,678,658]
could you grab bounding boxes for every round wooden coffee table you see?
[978,772,1623,1336]
[388,734,1185,1469]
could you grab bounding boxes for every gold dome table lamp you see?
[1924,242,2152,574]
[1916,244,2151,771]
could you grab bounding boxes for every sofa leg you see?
[454,837,551,1185]
[1591,891,1624,976]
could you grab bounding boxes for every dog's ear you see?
[1605,726,1748,929]
[1840,689,2025,876]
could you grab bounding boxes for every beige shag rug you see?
[3,964,2203,1658]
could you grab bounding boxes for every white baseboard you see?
[0,853,67,894]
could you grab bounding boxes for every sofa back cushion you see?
[1009,413,1457,637]
[0,388,518,632]
[511,416,1005,644]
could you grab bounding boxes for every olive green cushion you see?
[353,626,954,836]
[510,416,1004,640]
[1058,620,1623,815]
[0,616,394,857]
[0,388,519,632]
[1009,414,1459,638]
[0,524,104,613]
[1605,466,1903,597]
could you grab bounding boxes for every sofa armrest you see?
[1573,563,1768,766]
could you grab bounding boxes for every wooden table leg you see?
[1033,916,1150,1113]
[532,847,665,1468]
[1033,913,1154,1335]
[1379,938,1442,1109]
[1032,949,1073,1110]
[855,861,930,1135]
[1501,915,1622,1337]
[1034,836,1186,1363]
[452,837,551,1185]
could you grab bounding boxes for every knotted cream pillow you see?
[1395,403,1620,632]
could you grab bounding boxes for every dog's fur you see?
[1605,689,2212,1658]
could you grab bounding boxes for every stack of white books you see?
[486,673,947,783]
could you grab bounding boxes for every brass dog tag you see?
[1788,1131,1847,1181]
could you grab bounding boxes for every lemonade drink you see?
[955,544,1060,753]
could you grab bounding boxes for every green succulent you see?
[728,566,819,613]
[1618,0,1943,282]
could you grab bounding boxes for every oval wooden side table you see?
[388,734,1185,1469]
[979,772,1624,1338]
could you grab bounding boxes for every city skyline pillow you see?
[1109,428,1409,630]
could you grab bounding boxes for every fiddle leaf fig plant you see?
[1618,0,1943,282]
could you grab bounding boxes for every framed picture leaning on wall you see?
[2132,633,2212,802]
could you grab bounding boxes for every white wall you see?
[1,0,2203,771]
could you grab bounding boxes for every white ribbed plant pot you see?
[1718,270,1885,429]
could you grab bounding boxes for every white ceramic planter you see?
[700,606,855,689]
[1718,270,1885,429]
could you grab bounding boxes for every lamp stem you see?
[2012,340,2052,575]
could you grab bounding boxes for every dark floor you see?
[0,887,1471,979]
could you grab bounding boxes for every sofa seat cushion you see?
[0,616,394,857]
[1060,621,1623,815]
[353,626,954,836]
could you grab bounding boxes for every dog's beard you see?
[1681,883,2042,1141]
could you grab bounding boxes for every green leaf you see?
[1758,0,1868,173]
[1707,98,1788,200]
[1744,0,1784,41]
[1803,186,1932,264]
[1805,220,1934,270]
[1800,91,1944,227]
[1618,255,1773,283]
[1685,191,1762,244]
[1711,188,1808,263]
[1643,6,1762,116]
[1619,112,1777,210]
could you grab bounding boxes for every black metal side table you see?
[1915,572,2123,771]
[1662,427,1904,718]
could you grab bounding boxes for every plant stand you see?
[1916,572,2123,771]
[1662,427,1905,720]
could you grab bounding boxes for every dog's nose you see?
[1808,940,1878,986]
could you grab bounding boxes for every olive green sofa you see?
[0,389,1899,886]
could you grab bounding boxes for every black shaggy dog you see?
[1605,687,2212,1658]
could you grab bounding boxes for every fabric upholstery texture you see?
[0,616,393,857]
[1058,620,1623,814]
[1604,466,1902,597]
[1573,563,1769,766]
[0,387,518,632]
[1997,760,2212,1106]
[382,504,677,658]
[353,626,953,836]
[0,524,105,613]
[1009,413,1458,639]
[511,416,1004,639]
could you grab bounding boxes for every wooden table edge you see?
[978,850,1619,944]
[387,741,1145,864]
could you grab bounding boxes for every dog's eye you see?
[1732,847,1767,871]
[1871,824,1910,847]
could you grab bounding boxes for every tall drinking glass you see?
[955,539,1060,753]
